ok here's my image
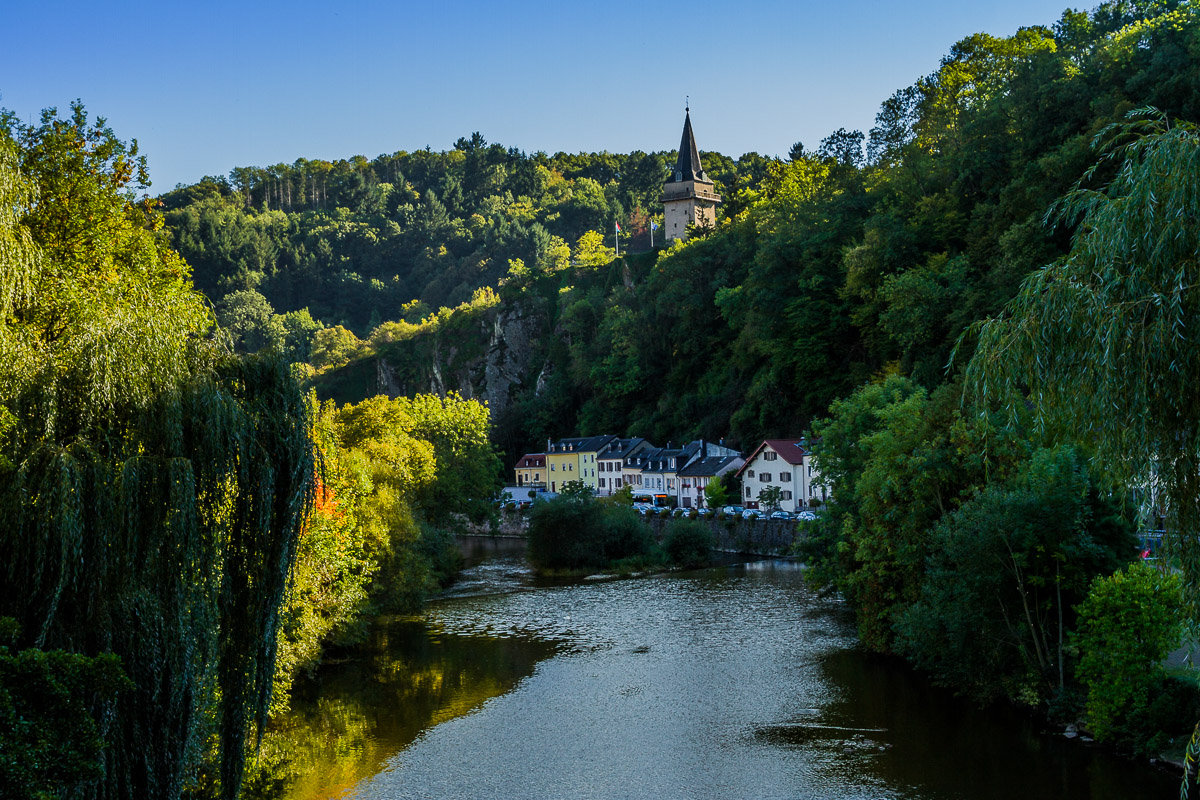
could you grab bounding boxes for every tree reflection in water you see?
[242,617,557,800]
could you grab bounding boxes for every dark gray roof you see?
[599,437,649,460]
[642,448,687,474]
[548,437,587,453]
[666,111,710,184]
[577,434,618,454]
[678,455,742,478]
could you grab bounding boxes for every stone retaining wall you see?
[472,512,802,557]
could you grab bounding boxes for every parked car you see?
[696,507,714,517]
[769,510,791,521]
[672,507,686,517]
[742,508,763,520]
[722,505,744,516]
[796,510,817,521]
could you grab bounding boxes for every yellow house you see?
[514,453,546,489]
[545,435,617,493]
[575,435,617,493]
[545,438,585,493]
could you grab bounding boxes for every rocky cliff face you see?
[370,301,546,420]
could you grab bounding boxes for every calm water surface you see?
[275,536,1177,800]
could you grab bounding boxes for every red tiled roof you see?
[762,440,808,465]
[735,439,808,476]
[515,453,546,469]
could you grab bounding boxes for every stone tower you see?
[661,108,721,242]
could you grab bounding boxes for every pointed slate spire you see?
[671,110,709,184]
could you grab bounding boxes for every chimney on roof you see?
[701,438,708,458]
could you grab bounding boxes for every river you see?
[263,536,1178,800]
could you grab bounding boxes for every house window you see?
[551,464,556,471]
[748,470,755,478]
[781,491,792,501]
[764,452,777,461]
[745,487,752,497]
[534,473,540,482]
[599,478,606,488]
[760,473,771,482]
[780,472,791,482]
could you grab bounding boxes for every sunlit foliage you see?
[0,105,316,800]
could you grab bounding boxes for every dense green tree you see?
[527,495,651,571]
[0,105,316,800]
[0,618,133,800]
[703,475,730,510]
[812,378,1024,650]
[217,288,279,351]
[895,447,1134,703]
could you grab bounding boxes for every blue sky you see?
[3,0,1079,191]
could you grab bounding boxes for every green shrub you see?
[1074,562,1183,746]
[0,620,132,800]
[527,497,652,570]
[663,520,715,568]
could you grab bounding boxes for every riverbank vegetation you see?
[802,111,1200,759]
[527,486,715,573]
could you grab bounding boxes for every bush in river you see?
[527,496,653,570]
[664,520,715,569]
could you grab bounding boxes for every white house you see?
[735,439,825,512]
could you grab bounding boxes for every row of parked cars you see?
[631,503,820,522]
[720,505,818,522]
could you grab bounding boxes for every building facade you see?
[514,453,546,489]
[596,437,651,496]
[575,434,618,493]
[677,453,745,508]
[735,439,826,512]
[546,437,585,493]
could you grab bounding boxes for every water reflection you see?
[262,540,1177,800]
[248,612,556,799]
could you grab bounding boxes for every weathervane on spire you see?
[686,95,689,113]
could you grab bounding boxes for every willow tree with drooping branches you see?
[0,104,316,800]
[964,109,1200,606]
[961,108,1200,789]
